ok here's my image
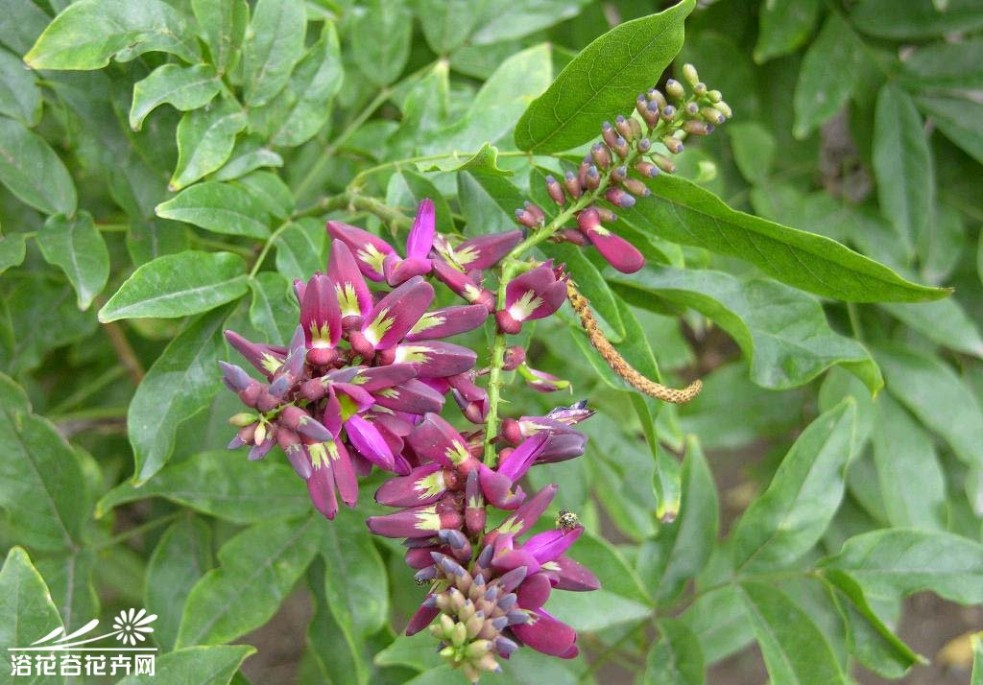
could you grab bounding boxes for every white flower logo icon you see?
[112,608,157,646]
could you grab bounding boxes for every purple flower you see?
[495,261,567,334]
[577,208,644,274]
[516,363,571,393]
[433,230,522,273]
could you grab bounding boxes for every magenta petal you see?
[366,504,441,538]
[385,256,432,286]
[516,572,552,610]
[406,199,436,259]
[547,557,601,592]
[454,230,522,270]
[345,414,395,471]
[496,433,547,483]
[328,239,373,317]
[307,457,338,519]
[407,413,475,469]
[394,341,477,378]
[511,610,578,658]
[405,602,440,636]
[586,227,645,274]
[328,440,358,507]
[353,364,417,391]
[363,276,435,350]
[373,379,445,415]
[479,464,525,510]
[406,304,489,341]
[300,273,342,349]
[326,221,394,281]
[524,527,583,564]
[504,262,566,322]
[492,484,557,542]
[333,382,376,413]
[431,258,494,309]
[375,463,447,506]
[224,330,285,379]
[491,548,541,576]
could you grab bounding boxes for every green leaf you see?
[644,618,704,685]
[0,48,41,126]
[792,12,865,138]
[413,0,478,53]
[156,182,271,239]
[0,548,64,659]
[305,558,369,685]
[0,373,87,552]
[822,569,923,678]
[0,1,50,56]
[753,0,821,63]
[547,586,651,633]
[241,0,306,107]
[610,267,883,392]
[514,0,694,153]
[850,0,983,39]
[0,232,26,274]
[872,85,933,248]
[374,630,442,673]
[176,516,321,647]
[731,399,856,572]
[681,585,753,663]
[875,345,983,468]
[456,168,525,236]
[469,0,591,46]
[915,93,983,165]
[248,272,297,346]
[267,22,344,147]
[97,449,312,522]
[234,171,293,219]
[881,298,983,358]
[35,548,99,634]
[638,436,718,603]
[824,529,983,604]
[386,169,455,235]
[351,0,412,87]
[130,63,222,132]
[193,0,248,75]
[171,98,247,191]
[36,212,110,310]
[99,252,247,322]
[116,645,255,685]
[542,242,624,342]
[212,137,284,182]
[24,0,200,69]
[321,517,389,639]
[740,581,850,685]
[727,122,775,184]
[145,516,214,650]
[900,38,983,90]
[622,174,947,302]
[125,307,231,483]
[274,219,326,282]
[0,117,77,216]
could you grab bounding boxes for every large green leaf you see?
[156,182,271,239]
[248,272,297,346]
[116,645,254,685]
[514,0,694,153]
[0,233,26,274]
[621,174,947,302]
[824,529,983,604]
[241,0,306,107]
[125,308,230,483]
[98,449,311,523]
[873,85,933,248]
[0,374,87,552]
[900,38,983,91]
[274,220,325,282]
[850,0,983,39]
[176,516,321,647]
[741,581,850,685]
[731,400,856,572]
[192,0,247,75]
[170,98,247,191]
[0,48,41,126]
[320,516,389,639]
[351,0,412,86]
[610,266,882,392]
[0,117,76,216]
[881,298,983,358]
[24,0,200,69]
[36,212,110,310]
[644,618,704,685]
[413,0,479,53]
[469,0,591,45]
[875,345,983,468]
[0,548,64,661]
[145,516,214,651]
[305,558,369,685]
[130,63,222,132]
[753,0,821,63]
[99,252,248,322]
[915,93,983,165]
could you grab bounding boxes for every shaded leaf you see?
[644,618,704,685]
[0,232,27,274]
[351,0,412,87]
[0,47,41,126]
[241,0,306,107]
[881,298,983,358]
[728,122,775,184]
[274,219,325,282]
[413,0,478,53]
[305,557,369,685]
[851,0,983,39]
[542,242,625,342]
[900,38,983,90]
[36,212,110,310]
[0,548,64,660]
[321,517,389,639]
[116,645,254,685]
[156,182,271,239]
[470,0,591,45]
[130,63,222,131]
[171,98,247,191]
[754,0,822,63]
[0,117,76,215]
[514,0,694,153]
[248,272,297,346]
[915,93,983,165]
[193,0,248,75]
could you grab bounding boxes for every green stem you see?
[349,150,528,192]
[189,235,254,257]
[847,302,866,343]
[48,366,128,415]
[92,511,183,551]
[249,220,293,278]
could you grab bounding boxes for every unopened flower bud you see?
[553,227,588,246]
[636,94,650,118]
[683,120,712,136]
[614,114,632,139]
[713,101,733,119]
[524,201,545,225]
[708,89,722,103]
[652,154,676,174]
[503,345,526,371]
[665,79,685,100]
[601,121,618,148]
[545,175,565,205]
[662,136,684,154]
[640,99,660,127]
[628,117,643,140]
[622,177,651,197]
[563,171,582,199]
[647,88,667,109]
[584,165,600,190]
[694,82,707,96]
[605,187,636,208]
[229,412,258,427]
[635,160,658,177]
[661,105,676,121]
[681,63,699,88]
[701,107,726,125]
[613,136,630,158]
[577,158,590,187]
[637,137,652,153]
[595,206,617,223]
[685,102,700,117]
[514,207,538,229]
[590,143,611,169]
[610,165,627,182]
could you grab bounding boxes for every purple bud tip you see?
[415,567,438,583]
[497,566,528,592]
[564,171,576,181]
[602,121,612,130]
[473,573,486,587]
[422,595,438,608]
[438,556,467,578]
[438,529,468,549]
[491,616,508,631]
[615,114,626,124]
[219,361,251,391]
[586,166,599,179]
[506,609,529,625]
[495,637,519,658]
[476,545,494,568]
[484,586,500,602]
[498,594,517,611]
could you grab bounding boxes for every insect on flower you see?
[555,509,580,532]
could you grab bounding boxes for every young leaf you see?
[24,0,200,69]
[0,374,88,552]
[514,0,694,153]
[156,182,271,239]
[176,516,321,647]
[192,0,248,75]
[0,117,77,216]
[0,232,26,274]
[621,174,948,302]
[125,307,231,483]
[824,529,983,605]
[753,0,821,63]
[610,267,883,392]
[0,548,64,654]
[171,98,247,191]
[99,252,248,322]
[241,0,306,107]
[97,449,312,523]
[741,581,850,685]
[0,48,41,126]
[145,516,214,651]
[873,85,934,249]
[37,212,110,310]
[351,0,413,87]
[413,0,478,53]
[130,63,222,131]
[115,645,255,685]
[731,399,856,572]
[792,13,864,139]
[644,618,704,685]
[320,516,389,639]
